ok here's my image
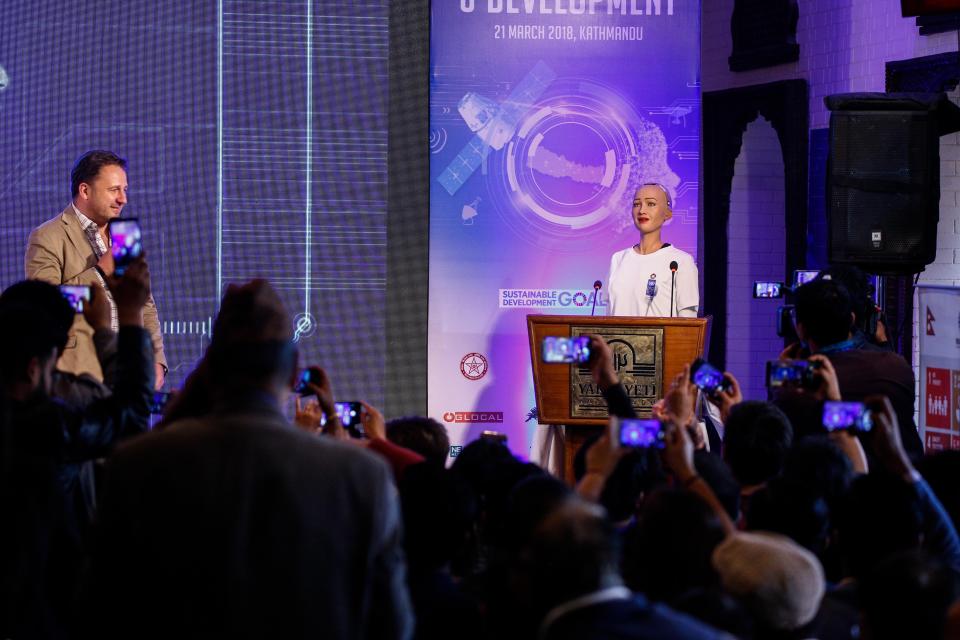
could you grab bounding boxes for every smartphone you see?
[335,401,364,439]
[766,359,818,389]
[294,368,321,395]
[336,401,364,436]
[753,281,785,298]
[793,270,820,287]
[776,304,798,341]
[542,336,591,364]
[480,430,508,444]
[822,401,872,433]
[60,284,92,313]
[149,391,172,414]
[610,417,666,449]
[690,358,729,396]
[108,218,143,276]
[315,401,365,438]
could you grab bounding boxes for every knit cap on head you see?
[211,279,292,347]
[712,531,825,631]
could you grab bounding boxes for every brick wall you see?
[726,118,787,401]
[923,90,960,289]
[703,0,957,128]
[703,0,960,402]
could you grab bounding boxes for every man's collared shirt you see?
[71,204,118,332]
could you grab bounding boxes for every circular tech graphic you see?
[460,352,489,381]
[292,312,316,343]
[486,78,679,251]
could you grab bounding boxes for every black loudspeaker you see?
[826,93,960,275]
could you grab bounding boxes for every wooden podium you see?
[527,315,710,482]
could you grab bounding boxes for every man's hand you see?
[154,364,165,390]
[299,366,347,440]
[360,401,386,440]
[106,257,150,327]
[294,395,324,432]
[779,341,805,361]
[661,419,697,484]
[663,365,697,428]
[808,354,841,402]
[662,417,736,535]
[585,430,626,479]
[575,428,626,502]
[866,394,914,481]
[828,430,868,474]
[875,318,889,344]
[587,334,618,391]
[97,247,115,276]
[82,283,112,331]
[650,398,667,421]
[300,366,335,416]
[704,371,743,423]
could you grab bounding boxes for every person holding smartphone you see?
[607,183,699,318]
[24,150,167,389]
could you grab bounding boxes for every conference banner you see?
[918,285,960,451]
[429,0,701,461]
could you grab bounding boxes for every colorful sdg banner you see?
[918,286,960,451]
[429,0,701,462]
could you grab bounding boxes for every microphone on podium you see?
[591,280,602,316]
[669,261,678,317]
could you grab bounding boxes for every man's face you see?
[76,164,128,226]
[632,185,672,234]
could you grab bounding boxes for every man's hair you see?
[771,390,826,443]
[386,416,450,467]
[501,474,573,557]
[449,436,518,500]
[0,280,74,348]
[398,463,478,572]
[71,150,127,197]
[0,304,67,381]
[206,280,295,389]
[523,499,621,611]
[573,435,665,522]
[624,487,725,602]
[818,265,873,327]
[723,401,793,487]
[694,450,741,521]
[794,278,854,347]
[596,448,667,523]
[745,479,831,556]
[837,472,922,580]
[782,436,853,514]
[860,551,958,640]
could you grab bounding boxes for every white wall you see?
[726,117,787,401]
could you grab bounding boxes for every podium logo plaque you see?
[570,325,664,418]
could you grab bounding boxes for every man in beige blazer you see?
[25,150,166,388]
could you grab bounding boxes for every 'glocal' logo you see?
[499,289,609,309]
[442,411,504,424]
